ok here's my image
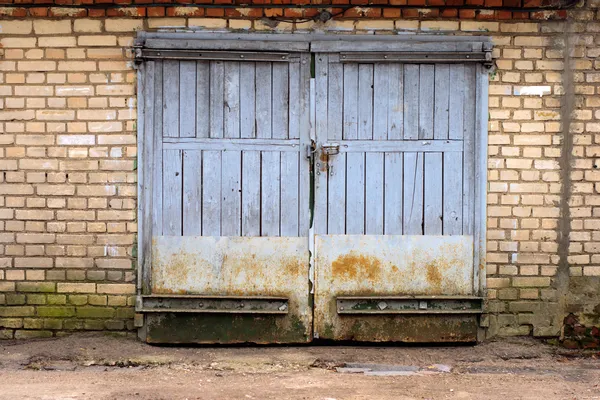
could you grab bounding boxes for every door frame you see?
[134,32,491,341]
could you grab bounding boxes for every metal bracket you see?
[140,295,289,314]
[339,51,492,66]
[322,142,340,156]
[336,296,484,315]
[137,49,296,63]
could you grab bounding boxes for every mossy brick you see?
[0,329,14,339]
[77,307,115,319]
[107,295,127,307]
[6,294,26,305]
[115,307,134,319]
[63,319,84,330]
[23,318,44,329]
[68,295,88,305]
[36,306,76,318]
[88,295,107,306]
[43,319,63,330]
[16,282,56,293]
[27,294,47,305]
[0,294,5,305]
[104,320,125,330]
[47,295,67,305]
[0,318,23,329]
[14,330,53,339]
[0,306,35,317]
[84,320,105,330]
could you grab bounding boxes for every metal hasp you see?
[140,295,289,314]
[336,296,483,315]
[322,142,340,156]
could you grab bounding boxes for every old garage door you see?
[135,34,490,344]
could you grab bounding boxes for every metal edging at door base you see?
[336,296,484,315]
[140,295,289,314]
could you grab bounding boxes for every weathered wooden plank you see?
[384,153,403,235]
[418,64,434,140]
[338,139,463,153]
[365,153,384,235]
[403,65,419,140]
[314,54,328,235]
[298,53,311,236]
[179,61,196,138]
[196,61,210,138]
[403,152,424,235]
[345,153,365,235]
[281,151,299,237]
[288,61,301,140]
[182,150,202,235]
[424,152,443,235]
[327,153,346,234]
[163,138,300,152]
[255,62,273,139]
[462,65,476,236]
[342,63,358,140]
[152,60,164,235]
[163,149,183,235]
[239,62,256,139]
[221,150,242,236]
[241,151,260,237]
[443,152,463,235]
[163,60,180,138]
[272,63,289,139]
[373,63,388,141]
[224,61,241,139]
[387,64,403,140]
[261,151,281,236]
[433,64,450,141]
[209,61,224,139]
[201,150,221,236]
[449,64,465,140]
[358,64,374,140]
[327,61,343,141]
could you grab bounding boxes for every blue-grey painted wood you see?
[163,149,183,235]
[272,63,289,139]
[152,61,164,235]
[221,151,242,236]
[387,64,403,140]
[209,61,224,139]
[281,151,300,236]
[256,63,273,139]
[365,153,384,235]
[418,65,434,140]
[358,64,374,140]
[224,61,241,139]
[183,150,202,236]
[403,152,424,235]
[462,65,476,236]
[179,61,196,138]
[261,151,281,236]
[241,151,260,236]
[342,63,358,140]
[298,53,311,237]
[240,63,256,139]
[384,153,403,235]
[373,64,389,141]
[434,64,450,140]
[424,152,443,234]
[449,64,465,141]
[288,61,301,140]
[201,151,221,236]
[163,60,180,138]
[403,65,419,140]
[346,153,365,235]
[326,60,345,234]
[443,152,463,235]
[314,54,329,235]
[196,61,210,139]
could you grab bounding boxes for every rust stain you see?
[331,252,382,282]
[319,152,328,172]
[426,263,443,288]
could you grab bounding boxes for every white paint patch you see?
[513,86,551,97]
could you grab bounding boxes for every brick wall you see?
[0,1,599,339]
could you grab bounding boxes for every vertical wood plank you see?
[373,63,388,140]
[443,152,463,235]
[162,149,183,235]
[152,61,164,235]
[345,153,365,234]
[139,61,153,293]
[241,151,260,236]
[182,150,202,235]
[327,153,346,234]
[387,64,403,140]
[209,61,224,139]
[240,63,256,139]
[358,64,374,140]
[298,53,311,236]
[179,61,196,138]
[196,61,210,138]
[288,61,301,140]
[449,64,465,140]
[327,62,343,141]
[463,65,476,236]
[272,63,289,139]
[202,150,221,236]
[163,60,180,138]
[342,63,358,140]
[281,151,299,236]
[424,152,443,235]
[384,153,403,235]
[418,64,434,139]
[224,61,241,139]
[255,62,273,139]
[221,150,242,236]
[433,64,450,140]
[403,65,419,140]
[314,54,328,234]
[403,152,424,235]
[365,153,384,235]
[261,151,281,236]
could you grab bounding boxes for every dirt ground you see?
[1,334,599,400]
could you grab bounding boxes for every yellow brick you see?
[74,19,102,33]
[188,18,227,29]
[105,19,143,32]
[33,20,72,35]
[460,21,499,32]
[355,20,395,30]
[78,36,117,46]
[421,21,459,31]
